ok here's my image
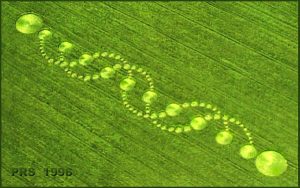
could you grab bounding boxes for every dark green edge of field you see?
[1,1,298,187]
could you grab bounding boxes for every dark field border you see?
[0,0,299,187]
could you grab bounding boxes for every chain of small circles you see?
[38,29,154,120]
[38,29,254,152]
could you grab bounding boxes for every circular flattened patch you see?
[16,13,43,34]
[142,91,157,104]
[79,54,93,66]
[255,151,288,176]
[240,145,257,159]
[100,67,115,79]
[165,103,182,117]
[120,78,136,91]
[190,116,207,131]
[59,42,73,53]
[38,29,52,39]
[215,131,233,145]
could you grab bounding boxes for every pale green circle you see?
[240,145,257,159]
[255,151,288,176]
[190,116,207,130]
[142,91,157,104]
[120,78,136,91]
[38,29,52,39]
[59,42,73,53]
[16,13,43,34]
[100,67,115,79]
[165,103,182,117]
[79,54,93,65]
[215,131,233,145]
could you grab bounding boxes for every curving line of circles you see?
[15,13,289,177]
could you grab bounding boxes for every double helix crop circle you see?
[15,13,288,177]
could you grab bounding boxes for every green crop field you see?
[1,1,298,187]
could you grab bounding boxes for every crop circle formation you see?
[16,13,288,177]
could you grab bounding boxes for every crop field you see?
[1,1,298,187]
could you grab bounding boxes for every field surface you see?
[1,1,298,187]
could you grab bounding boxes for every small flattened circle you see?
[215,131,233,145]
[100,67,115,79]
[183,126,192,132]
[190,116,207,131]
[175,127,183,133]
[182,103,190,108]
[240,145,257,159]
[158,112,167,118]
[16,13,43,34]
[79,54,93,66]
[165,103,182,117]
[191,101,198,107]
[59,42,73,53]
[120,78,136,91]
[255,151,288,176]
[113,64,122,71]
[38,29,52,39]
[123,64,131,70]
[142,91,157,104]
